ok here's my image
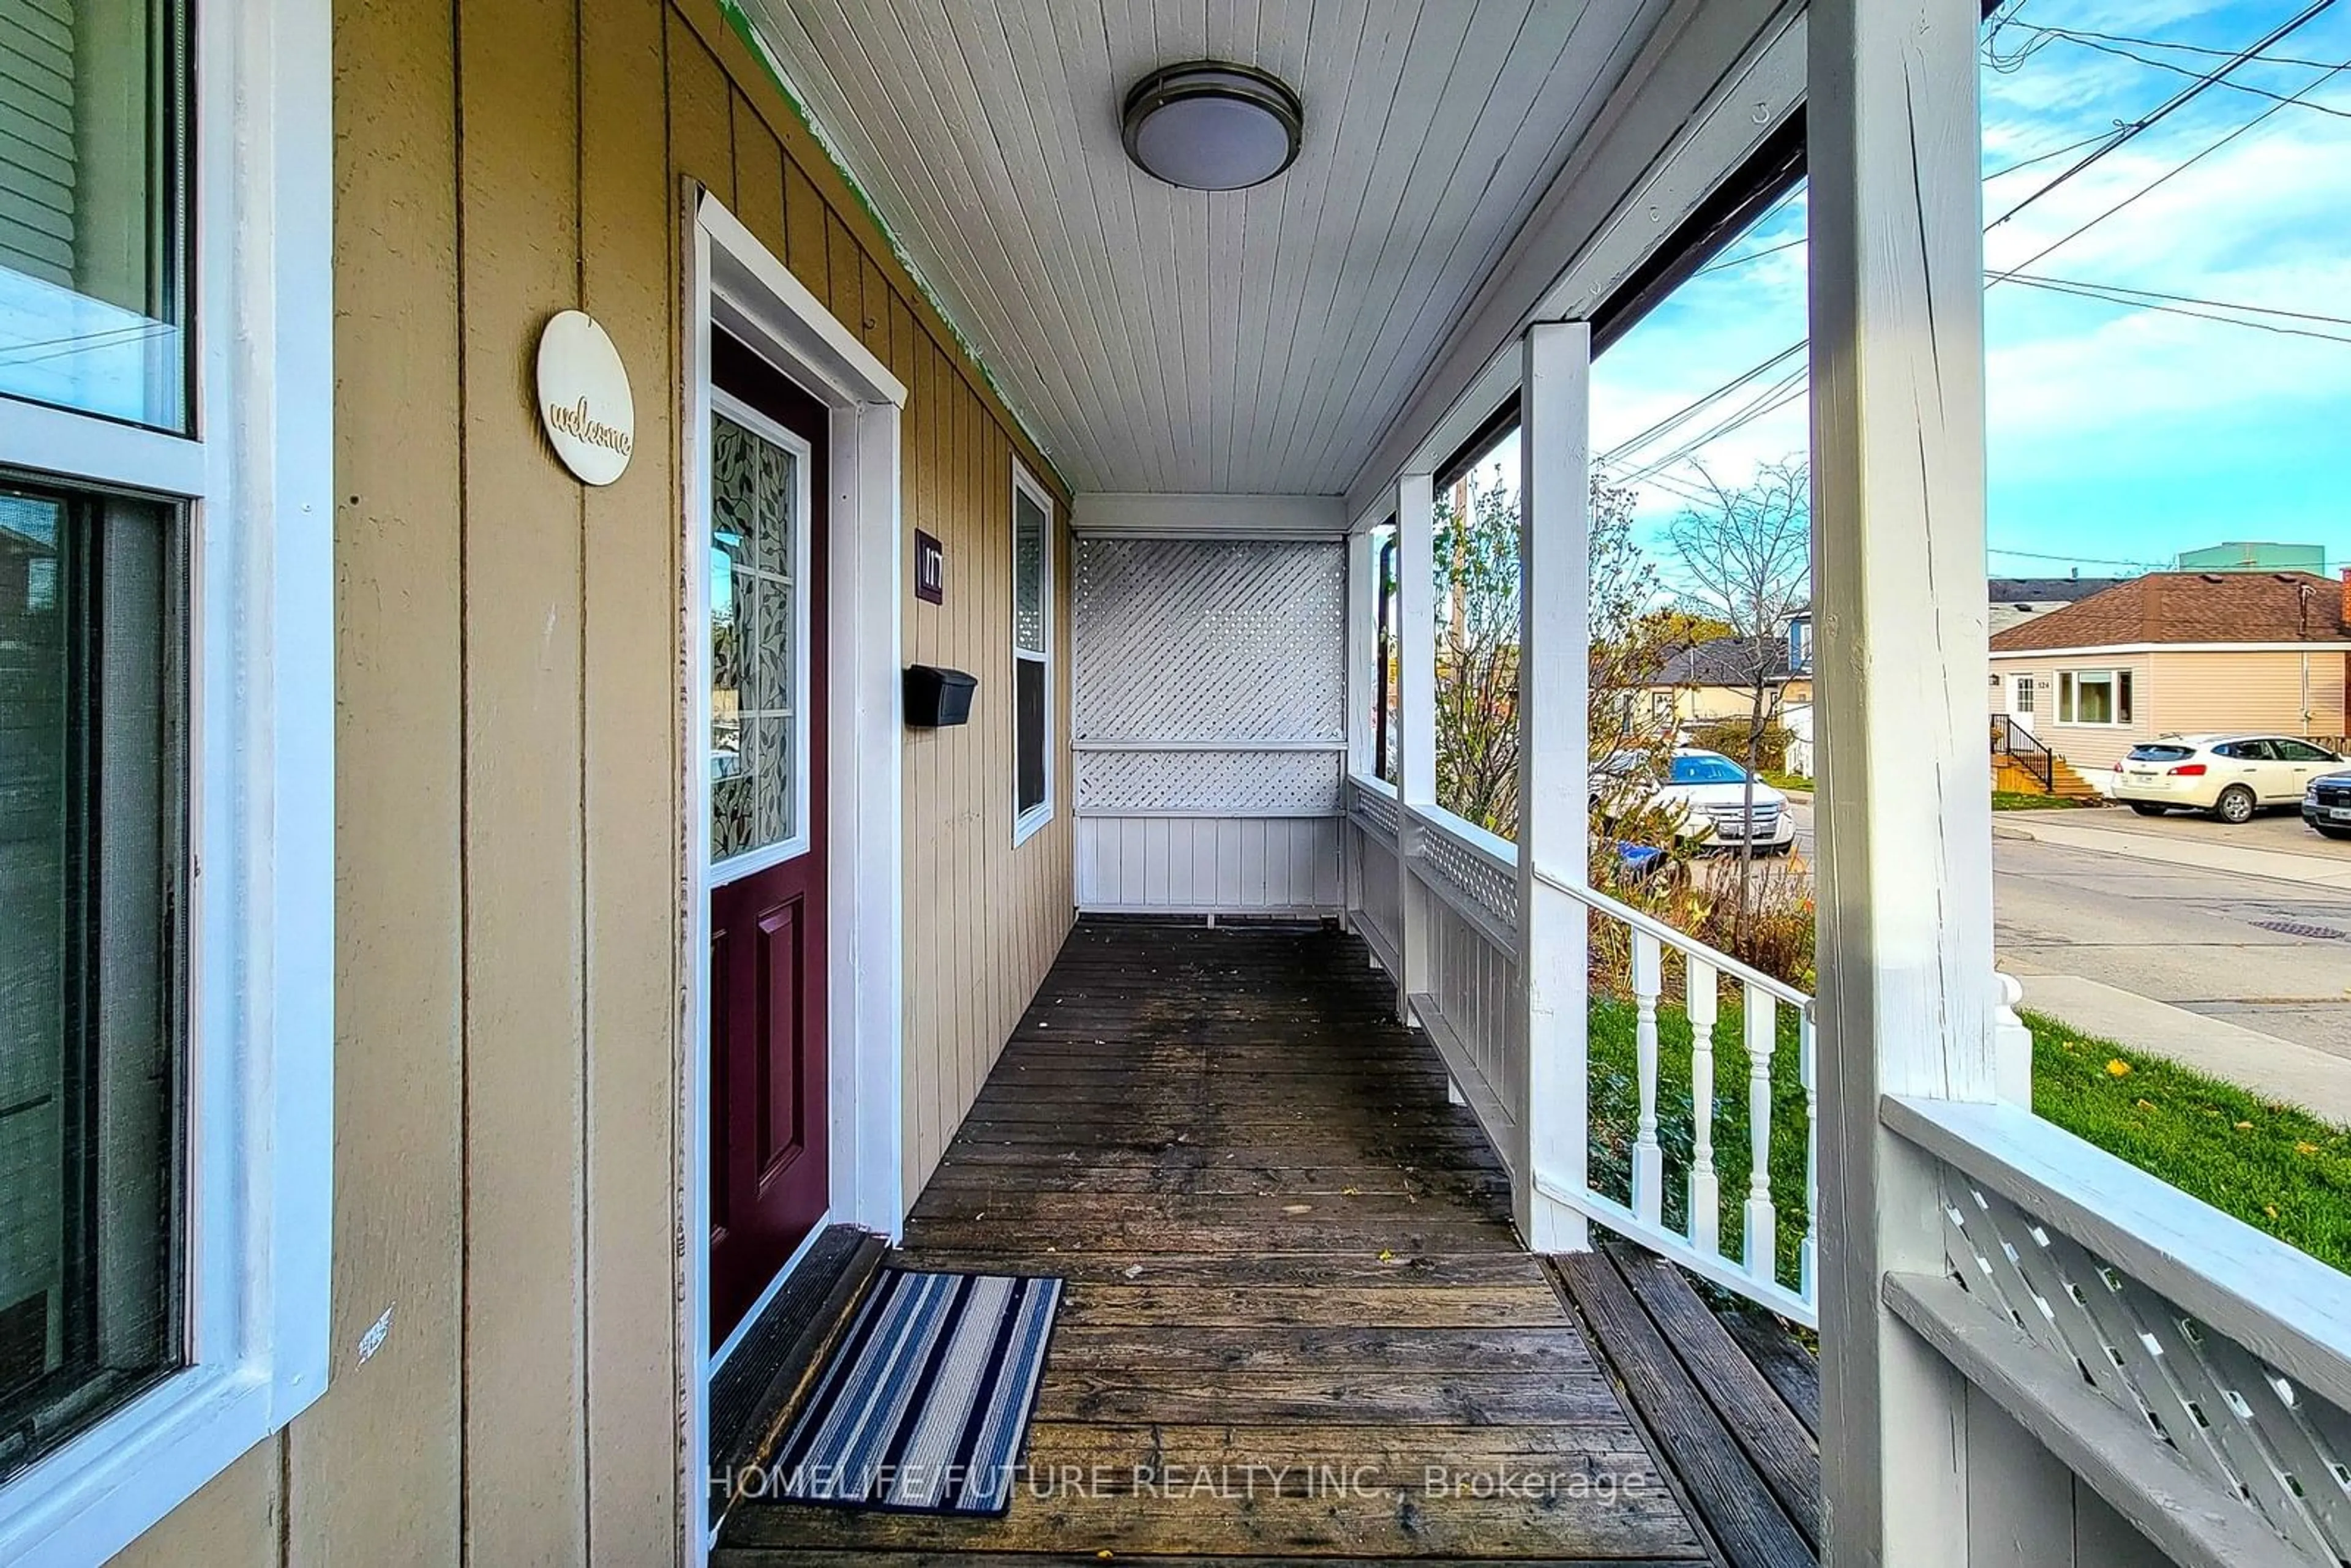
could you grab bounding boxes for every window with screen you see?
[0,0,331,1548]
[0,476,186,1482]
[1013,468,1052,841]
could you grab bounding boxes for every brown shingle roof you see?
[1988,571,2351,652]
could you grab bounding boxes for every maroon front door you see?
[707,328,830,1347]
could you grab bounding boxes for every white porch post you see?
[1517,321,1592,1251]
[1395,473,1438,1024]
[1344,530,1378,928]
[1810,0,1998,1564]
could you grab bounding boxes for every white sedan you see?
[1602,749,1798,853]
[2110,733,2343,825]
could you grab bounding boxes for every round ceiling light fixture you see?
[1122,62,1302,191]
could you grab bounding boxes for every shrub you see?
[1686,717,1791,773]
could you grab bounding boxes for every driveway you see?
[2012,801,2351,863]
[1776,797,2351,1116]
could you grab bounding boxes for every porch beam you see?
[1807,0,1999,1564]
[1395,473,1438,1022]
[1517,321,1592,1253]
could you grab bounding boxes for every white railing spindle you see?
[1632,931,1663,1225]
[1743,986,1778,1287]
[1686,958,1720,1256]
[1349,803,1822,1326]
[1799,1003,1818,1300]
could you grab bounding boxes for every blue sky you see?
[1583,1,2351,582]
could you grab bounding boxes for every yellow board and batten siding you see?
[113,0,1072,1561]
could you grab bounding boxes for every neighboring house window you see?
[1649,690,1673,719]
[1013,466,1054,842]
[2014,675,2035,713]
[0,0,331,1559]
[2057,669,2132,726]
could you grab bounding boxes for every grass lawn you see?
[1758,770,1810,794]
[1583,999,2351,1285]
[1992,790,2096,811]
[2025,1010,2351,1274]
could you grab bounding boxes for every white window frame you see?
[0,0,334,1560]
[706,388,816,886]
[2055,667,2132,727]
[1011,463,1055,846]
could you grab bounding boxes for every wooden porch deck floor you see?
[719,918,1815,1566]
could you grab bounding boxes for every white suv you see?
[2110,733,2343,824]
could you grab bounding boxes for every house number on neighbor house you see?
[536,309,636,486]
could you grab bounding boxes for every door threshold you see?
[707,1224,888,1524]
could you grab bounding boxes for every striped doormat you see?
[767,1268,1062,1515]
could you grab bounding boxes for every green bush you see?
[1685,718,1790,772]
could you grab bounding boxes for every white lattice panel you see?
[1944,1171,2351,1560]
[1351,782,1401,840]
[1419,817,1520,933]
[1072,538,1344,744]
[1075,749,1344,816]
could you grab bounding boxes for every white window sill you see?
[1013,803,1054,847]
[0,1358,318,1566]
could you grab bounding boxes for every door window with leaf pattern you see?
[709,397,809,866]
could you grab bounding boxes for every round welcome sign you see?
[536,309,635,486]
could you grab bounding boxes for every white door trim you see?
[683,187,907,1559]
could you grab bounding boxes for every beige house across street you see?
[1989,570,2351,781]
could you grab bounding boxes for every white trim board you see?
[1012,462,1056,847]
[1990,642,2351,658]
[683,186,905,1568]
[0,0,337,1558]
[1073,493,1348,539]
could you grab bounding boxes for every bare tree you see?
[1428,463,1687,847]
[1664,457,1811,938]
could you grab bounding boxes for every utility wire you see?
[1694,127,2141,280]
[2003,274,2351,340]
[1984,0,2341,228]
[1603,27,2351,484]
[2039,30,2351,119]
[1989,53,2351,282]
[2013,23,2342,73]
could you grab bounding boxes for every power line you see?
[1602,27,2351,480]
[1984,0,2342,229]
[2015,23,2342,73]
[1987,546,2172,568]
[2001,274,2351,345]
[1689,126,2157,282]
[1985,126,2140,180]
[1989,53,2351,282]
[2008,273,2351,328]
[2039,30,2351,119]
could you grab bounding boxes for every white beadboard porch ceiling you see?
[740,0,1676,495]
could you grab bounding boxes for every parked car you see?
[2110,733,2344,824]
[2303,770,2351,840]
[1599,748,1798,854]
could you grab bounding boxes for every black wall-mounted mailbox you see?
[903,665,977,728]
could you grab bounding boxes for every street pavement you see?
[1778,797,2351,1118]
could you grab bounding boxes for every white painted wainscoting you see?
[1069,519,1347,915]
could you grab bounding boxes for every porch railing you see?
[1341,773,1816,1327]
[1989,713,2056,792]
[1534,871,1815,1326]
[1884,1095,2351,1568]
